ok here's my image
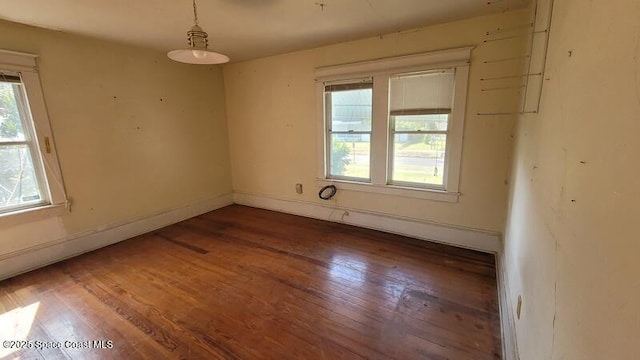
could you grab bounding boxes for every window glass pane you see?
[330,134,370,179]
[0,82,26,142]
[394,114,449,132]
[329,88,372,132]
[392,134,446,186]
[0,145,43,211]
[390,70,454,112]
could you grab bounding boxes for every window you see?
[0,73,46,211]
[0,50,67,219]
[325,79,373,181]
[316,48,471,202]
[389,70,453,189]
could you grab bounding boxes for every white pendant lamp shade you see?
[168,1,230,65]
[167,48,230,64]
[167,50,229,64]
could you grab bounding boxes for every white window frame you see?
[0,49,68,223]
[323,77,374,182]
[315,47,472,203]
[388,69,455,191]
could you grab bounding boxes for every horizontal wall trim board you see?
[233,192,501,253]
[315,46,474,81]
[0,193,234,281]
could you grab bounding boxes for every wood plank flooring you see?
[0,205,501,359]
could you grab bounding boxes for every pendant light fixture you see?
[167,0,230,64]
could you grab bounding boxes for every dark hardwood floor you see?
[0,205,501,359]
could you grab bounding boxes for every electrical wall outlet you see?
[295,183,303,194]
[516,295,523,319]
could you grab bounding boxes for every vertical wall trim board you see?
[497,252,520,360]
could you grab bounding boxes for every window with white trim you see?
[0,50,67,218]
[316,48,471,201]
[388,70,454,189]
[324,79,373,181]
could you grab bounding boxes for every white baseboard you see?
[496,252,519,360]
[233,192,501,253]
[0,193,234,281]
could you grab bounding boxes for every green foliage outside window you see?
[0,83,20,138]
[330,140,351,176]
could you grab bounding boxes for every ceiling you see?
[0,0,528,62]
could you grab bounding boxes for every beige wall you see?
[3,2,639,355]
[0,20,232,254]
[224,10,528,233]
[505,0,640,358]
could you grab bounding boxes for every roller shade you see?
[390,70,454,115]
[325,79,373,92]
[0,71,21,84]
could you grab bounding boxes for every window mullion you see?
[370,74,389,186]
[323,91,332,178]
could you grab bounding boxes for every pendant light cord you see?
[193,0,199,25]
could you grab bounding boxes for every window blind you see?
[389,70,453,115]
[0,71,21,84]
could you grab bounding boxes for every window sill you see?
[317,179,460,203]
[0,202,70,227]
